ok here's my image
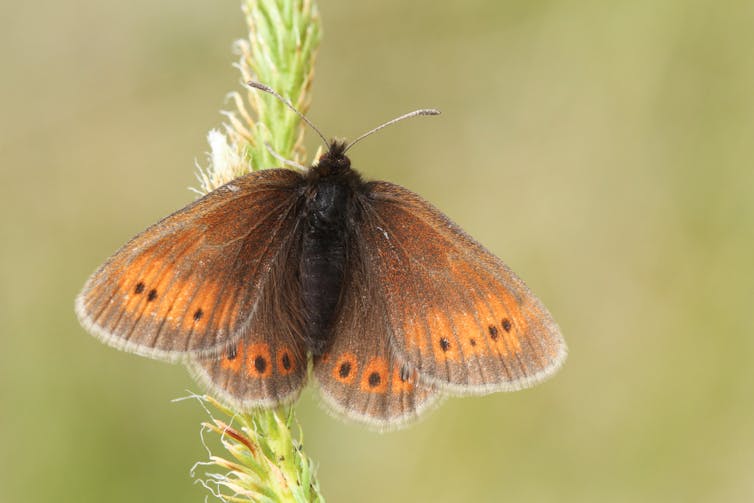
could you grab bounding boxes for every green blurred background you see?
[2,0,753,501]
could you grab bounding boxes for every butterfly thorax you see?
[299,141,366,355]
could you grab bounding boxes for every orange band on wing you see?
[403,314,429,354]
[246,343,272,378]
[332,352,359,384]
[360,357,389,394]
[391,365,415,393]
[276,346,296,376]
[221,341,245,372]
[427,309,460,362]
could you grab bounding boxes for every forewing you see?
[362,181,566,395]
[313,231,441,431]
[75,168,304,361]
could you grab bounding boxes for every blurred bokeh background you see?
[2,0,753,501]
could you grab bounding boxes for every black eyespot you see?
[368,372,381,387]
[282,353,292,370]
[399,365,411,382]
[134,282,145,294]
[254,356,267,373]
[469,338,477,346]
[501,318,512,332]
[439,337,450,352]
[147,289,158,302]
[488,325,499,339]
[193,308,203,321]
[227,345,237,360]
[338,362,351,378]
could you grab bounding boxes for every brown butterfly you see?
[75,83,566,430]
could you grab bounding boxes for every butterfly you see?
[75,83,566,430]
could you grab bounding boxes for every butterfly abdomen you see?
[299,177,353,355]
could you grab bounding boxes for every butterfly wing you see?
[187,225,309,408]
[360,181,566,395]
[75,168,304,361]
[313,228,441,430]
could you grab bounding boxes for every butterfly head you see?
[305,140,365,193]
[315,141,351,173]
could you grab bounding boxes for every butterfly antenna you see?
[247,81,330,149]
[344,109,441,153]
